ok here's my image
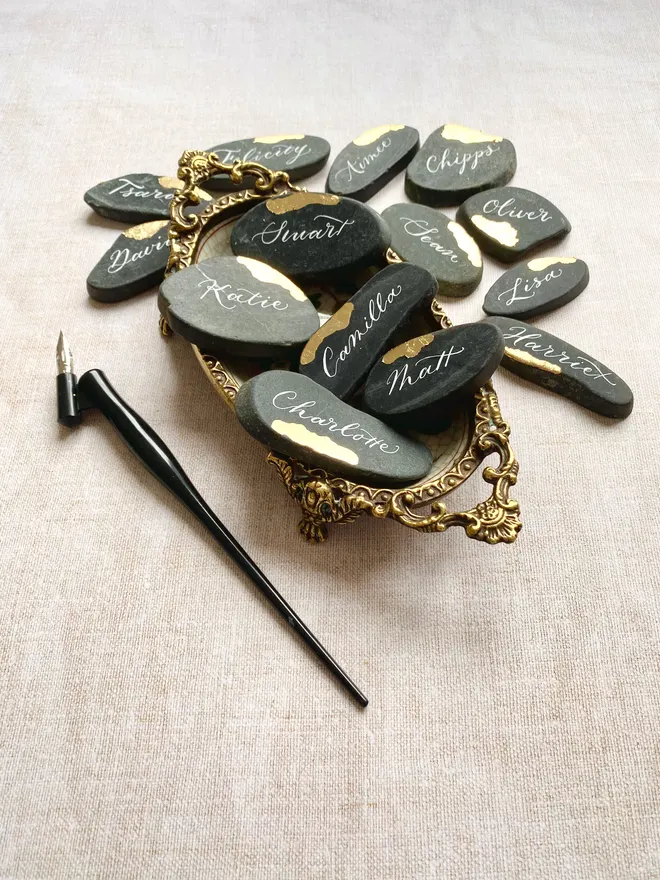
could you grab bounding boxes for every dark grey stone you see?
[230,191,391,281]
[87,220,170,303]
[235,370,433,486]
[363,323,505,432]
[299,263,437,399]
[205,135,331,190]
[456,186,571,262]
[483,257,589,319]
[158,256,320,359]
[84,174,212,223]
[326,124,419,202]
[486,316,634,419]
[405,124,516,207]
[381,202,483,296]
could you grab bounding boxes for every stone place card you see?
[405,124,516,207]
[235,370,433,486]
[326,124,419,202]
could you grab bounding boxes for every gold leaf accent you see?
[440,124,503,144]
[299,303,354,365]
[271,421,359,466]
[236,256,306,302]
[382,334,434,364]
[254,134,305,143]
[353,124,405,146]
[527,256,577,270]
[123,220,169,240]
[504,347,562,374]
[471,215,519,246]
[266,191,340,214]
[447,221,482,268]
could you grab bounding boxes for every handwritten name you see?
[385,347,465,395]
[196,267,288,311]
[107,178,175,203]
[251,214,354,246]
[214,143,311,167]
[503,326,616,385]
[483,197,552,223]
[322,286,403,379]
[272,392,400,454]
[399,216,460,262]
[107,236,168,274]
[426,144,499,176]
[497,268,563,306]
[333,137,392,183]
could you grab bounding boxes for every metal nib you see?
[56,331,74,375]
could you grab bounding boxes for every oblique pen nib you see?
[56,331,74,375]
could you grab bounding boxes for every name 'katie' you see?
[503,326,616,385]
[196,267,289,311]
[272,391,400,454]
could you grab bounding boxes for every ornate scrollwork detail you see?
[165,151,301,278]
[268,454,371,542]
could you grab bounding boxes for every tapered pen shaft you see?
[65,361,367,707]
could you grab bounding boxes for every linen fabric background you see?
[1,1,659,877]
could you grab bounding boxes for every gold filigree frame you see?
[165,151,521,545]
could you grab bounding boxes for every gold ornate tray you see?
[162,151,521,544]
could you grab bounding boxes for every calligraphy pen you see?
[56,332,367,707]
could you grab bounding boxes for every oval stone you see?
[381,203,482,296]
[456,186,571,262]
[299,263,437,399]
[204,134,331,190]
[87,220,170,303]
[230,191,391,281]
[84,174,211,223]
[405,124,516,207]
[483,257,589,319]
[486,316,634,419]
[363,323,505,432]
[158,256,320,359]
[326,124,419,202]
[235,370,433,487]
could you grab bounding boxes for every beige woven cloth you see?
[1,1,659,877]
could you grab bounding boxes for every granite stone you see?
[299,263,437,399]
[158,256,320,359]
[84,174,212,223]
[235,370,433,486]
[87,220,170,303]
[363,323,505,432]
[326,124,419,202]
[487,316,634,418]
[381,202,483,296]
[483,257,589,319]
[405,124,516,207]
[456,186,571,262]
[205,135,331,190]
[230,191,391,281]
